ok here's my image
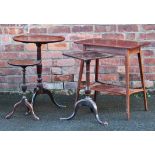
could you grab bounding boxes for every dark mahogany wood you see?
[94,59,99,102]
[61,51,113,125]
[13,34,66,116]
[63,51,113,61]
[74,38,150,120]
[79,81,144,96]
[13,35,65,44]
[8,60,41,67]
[6,60,41,120]
[75,38,149,49]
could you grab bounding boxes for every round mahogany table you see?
[13,34,66,115]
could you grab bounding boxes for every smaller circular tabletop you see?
[8,60,41,67]
[13,34,65,44]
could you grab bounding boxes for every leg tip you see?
[5,115,11,119]
[60,117,67,120]
[127,116,130,120]
[25,111,30,115]
[104,121,108,126]
[58,104,67,108]
[103,121,108,126]
[34,117,40,121]
[62,105,67,108]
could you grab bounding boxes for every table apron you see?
[85,45,130,56]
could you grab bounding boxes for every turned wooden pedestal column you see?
[60,51,113,125]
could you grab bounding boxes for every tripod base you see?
[31,86,66,108]
[60,96,108,125]
[6,96,39,120]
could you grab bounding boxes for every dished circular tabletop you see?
[13,34,65,44]
[8,60,41,67]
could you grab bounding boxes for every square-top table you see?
[61,51,113,125]
[74,38,150,120]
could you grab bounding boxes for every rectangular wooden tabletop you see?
[74,38,149,49]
